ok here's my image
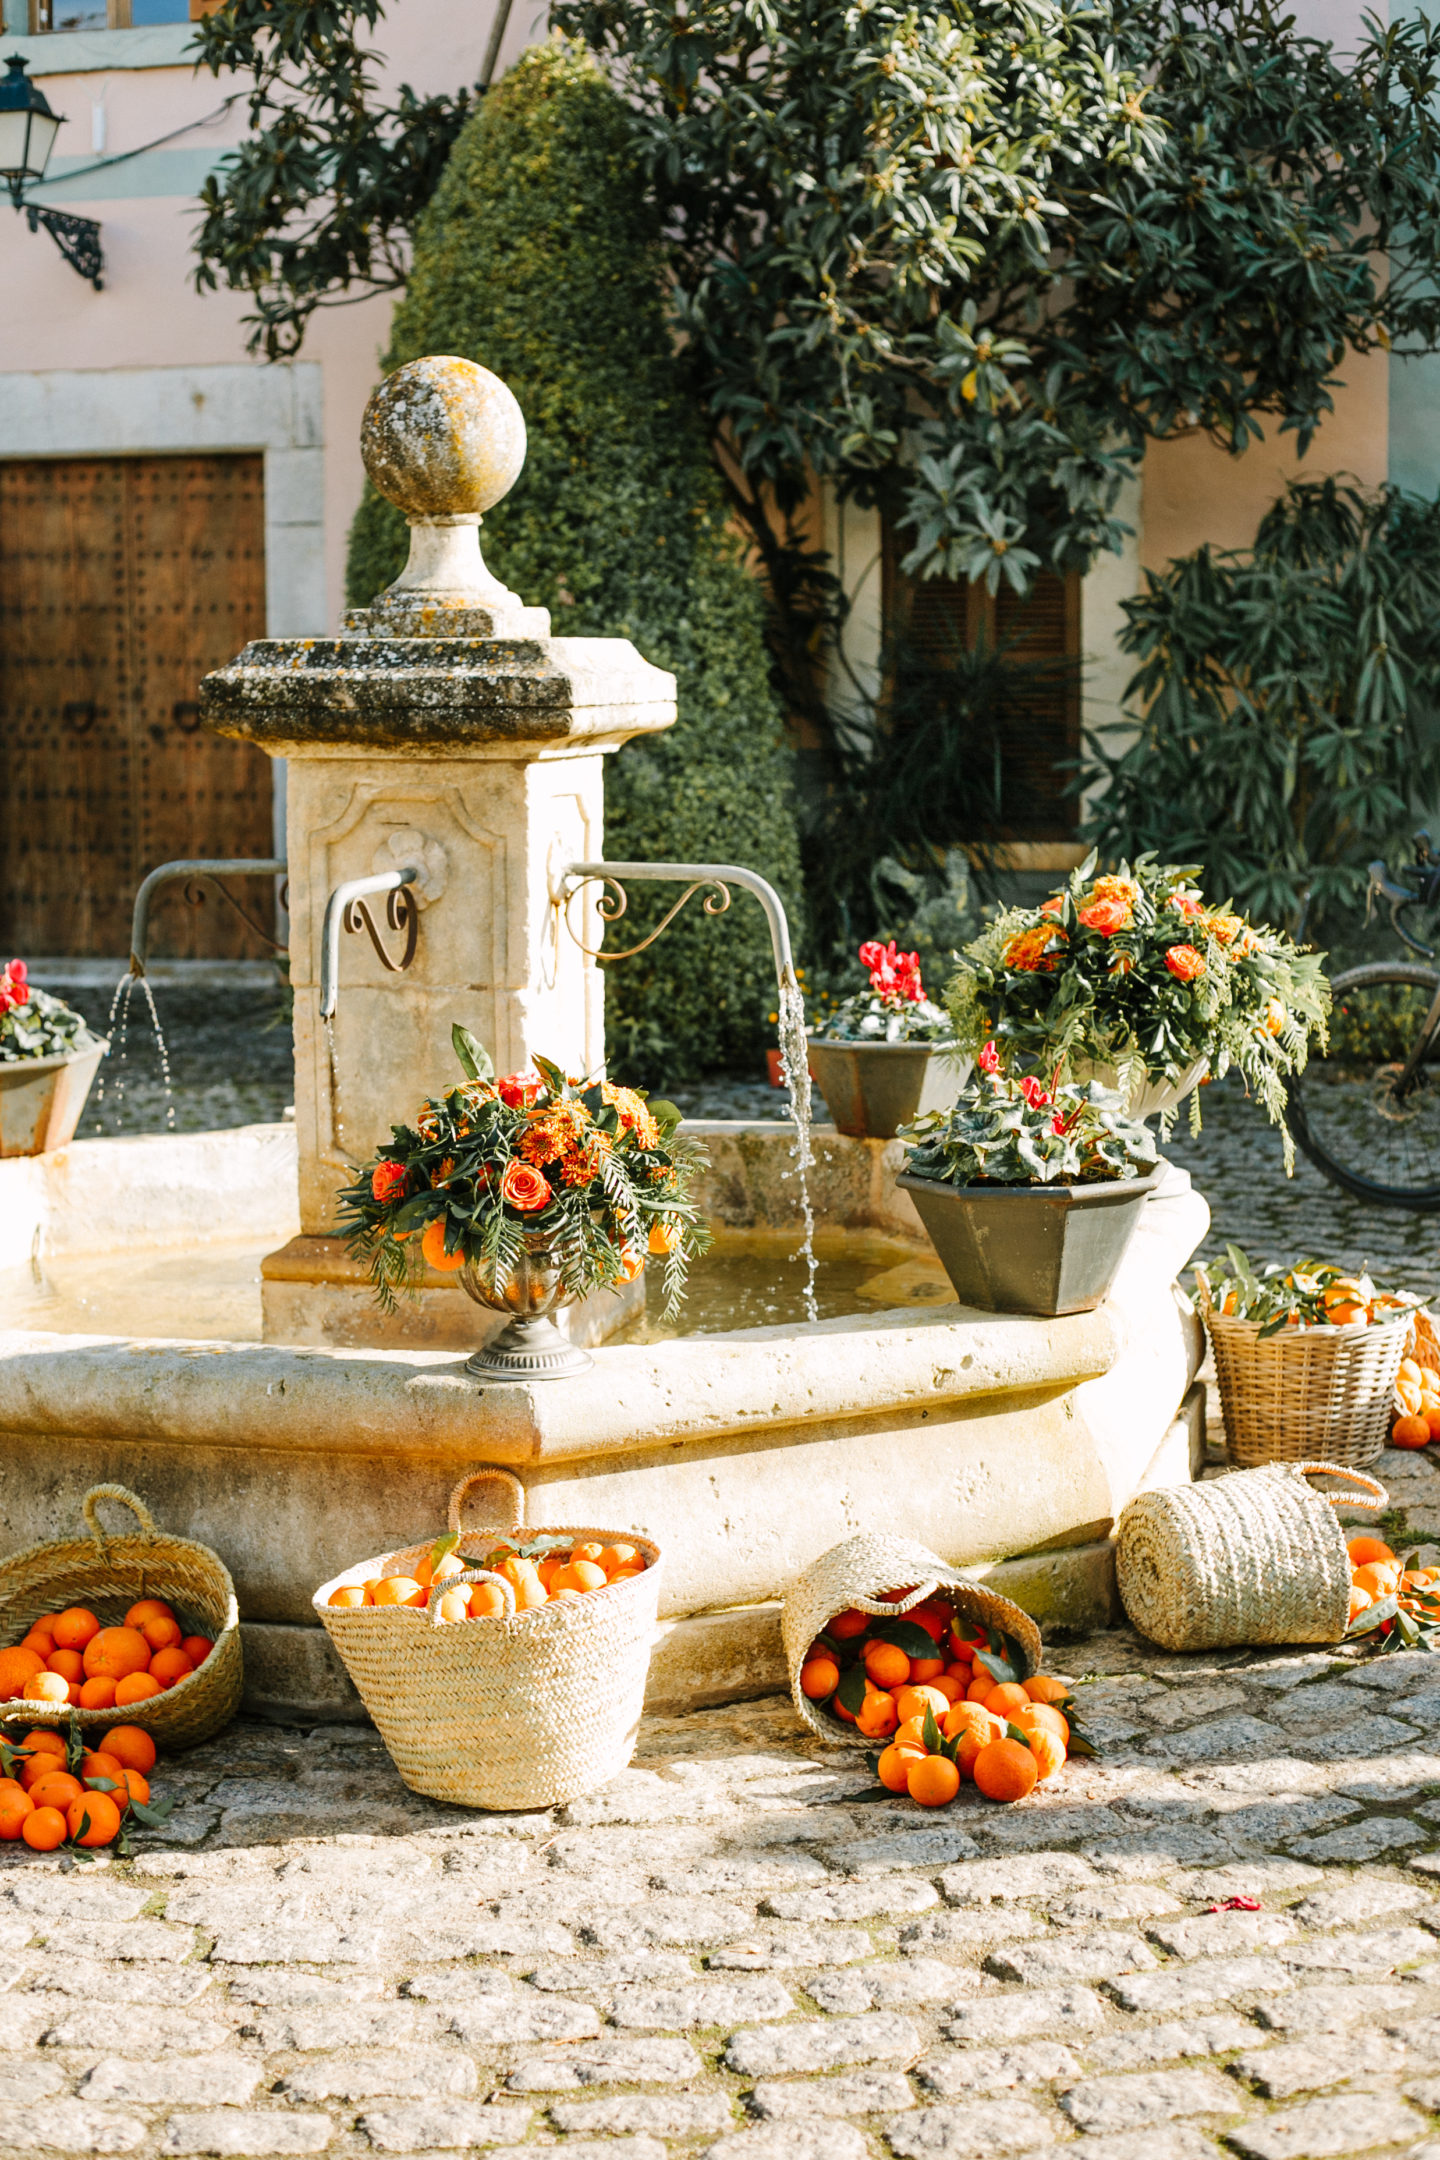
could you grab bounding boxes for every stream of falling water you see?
[93,974,176,1131]
[776,972,818,1324]
[324,1013,346,1157]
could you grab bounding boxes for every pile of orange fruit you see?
[1347,1534,1438,1630]
[798,1593,1083,1808]
[0,1599,214,1710]
[328,1537,648,1618]
[0,1723,157,1851]
[1392,1356,1440,1450]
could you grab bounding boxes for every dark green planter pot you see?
[807,1040,966,1141]
[895,1162,1166,1316]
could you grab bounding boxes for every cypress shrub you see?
[346,39,803,1078]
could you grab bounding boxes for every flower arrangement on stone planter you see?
[340,1028,710,1320]
[945,853,1330,1154]
[896,1047,1161,1314]
[807,941,958,1142]
[0,960,108,1158]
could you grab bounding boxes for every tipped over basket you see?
[782,1531,1042,1745]
[0,1484,242,1750]
[1116,1459,1387,1652]
[314,1467,662,1811]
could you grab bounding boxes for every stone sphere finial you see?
[360,356,527,521]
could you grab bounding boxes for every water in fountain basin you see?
[92,975,175,1132]
[777,974,819,1324]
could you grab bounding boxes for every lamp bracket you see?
[25,203,103,288]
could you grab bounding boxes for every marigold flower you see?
[1164,944,1206,982]
[1090,875,1139,907]
[519,1102,592,1167]
[1078,896,1132,936]
[500,1160,551,1213]
[1003,924,1065,973]
[603,1080,661,1148]
[370,1161,407,1206]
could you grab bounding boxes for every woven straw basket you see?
[781,1532,1043,1746]
[314,1467,662,1812]
[1197,1270,1411,1469]
[0,1485,242,1750]
[1116,1460,1387,1652]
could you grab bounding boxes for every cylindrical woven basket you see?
[1197,1271,1412,1469]
[0,1485,242,1750]
[1116,1459,1387,1651]
[781,1532,1043,1747]
[314,1467,662,1811]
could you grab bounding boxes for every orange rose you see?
[1078,897,1132,936]
[500,1160,552,1213]
[371,1161,407,1205]
[1164,944,1206,982]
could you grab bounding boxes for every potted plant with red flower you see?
[945,852,1329,1157]
[808,940,962,1140]
[339,1028,710,1380]
[896,1042,1162,1315]
[0,960,108,1157]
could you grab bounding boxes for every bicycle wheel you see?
[1287,963,1440,1209]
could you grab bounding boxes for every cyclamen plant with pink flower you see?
[900,1040,1158,1187]
[0,960,101,1064]
[819,939,952,1044]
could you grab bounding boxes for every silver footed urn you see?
[459,1232,593,1382]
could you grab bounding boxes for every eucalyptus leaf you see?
[451,1025,494,1084]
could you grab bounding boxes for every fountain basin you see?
[0,1116,1206,1722]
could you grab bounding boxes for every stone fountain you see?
[0,359,1208,1723]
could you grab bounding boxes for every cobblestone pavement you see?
[10,1628,1440,2160]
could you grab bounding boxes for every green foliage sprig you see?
[902,1060,1157,1188]
[1081,481,1440,934]
[945,854,1330,1160]
[338,1030,711,1318]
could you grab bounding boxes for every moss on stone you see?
[345,39,802,1078]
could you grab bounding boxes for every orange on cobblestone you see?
[973,1736,1039,1803]
[15,1730,64,1763]
[877,1741,926,1791]
[828,1609,870,1641]
[895,1684,951,1726]
[907,1754,961,1807]
[1015,1702,1069,1746]
[103,1728,156,1775]
[114,1673,162,1706]
[113,1768,149,1812]
[1347,1536,1395,1567]
[51,1608,101,1652]
[1352,1561,1401,1598]
[862,1642,911,1690]
[856,1689,898,1739]
[1392,1415,1431,1448]
[0,1792,33,1840]
[1023,1728,1066,1781]
[0,1647,45,1700]
[801,1656,840,1700]
[83,1626,150,1681]
[24,1673,69,1704]
[945,1703,1005,1777]
[1023,1676,1071,1706]
[985,1681,1032,1719]
[67,1791,121,1848]
[28,1770,83,1812]
[80,1750,124,1787]
[22,1806,66,1851]
[372,1577,426,1608]
[1348,1588,1374,1622]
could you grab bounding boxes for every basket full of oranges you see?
[1196,1246,1420,1470]
[0,1485,241,1751]
[314,1466,662,1812]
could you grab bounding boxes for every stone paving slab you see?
[3,1628,1440,2160]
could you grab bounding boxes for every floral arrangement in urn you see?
[901,1043,1158,1187]
[0,961,100,1063]
[945,853,1329,1156]
[820,940,952,1044]
[340,1028,710,1316]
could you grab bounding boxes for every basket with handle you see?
[0,1484,242,1750]
[781,1531,1043,1747]
[1116,1460,1388,1651]
[314,1466,662,1811]
[1197,1269,1412,1469]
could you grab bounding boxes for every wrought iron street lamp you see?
[0,55,102,288]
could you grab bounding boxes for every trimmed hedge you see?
[346,40,803,1078]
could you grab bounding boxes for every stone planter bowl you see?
[808,1039,969,1140]
[0,1039,107,1158]
[896,1162,1166,1316]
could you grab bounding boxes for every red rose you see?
[1078,897,1131,936]
[371,1161,407,1205]
[978,1040,1000,1074]
[497,1071,542,1108]
[500,1159,551,1213]
[1165,944,1206,982]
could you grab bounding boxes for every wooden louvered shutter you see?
[0,453,272,958]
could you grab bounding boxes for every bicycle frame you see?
[1366,837,1440,1099]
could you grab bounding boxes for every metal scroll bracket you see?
[319,868,421,1020]
[129,858,288,977]
[550,857,799,999]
